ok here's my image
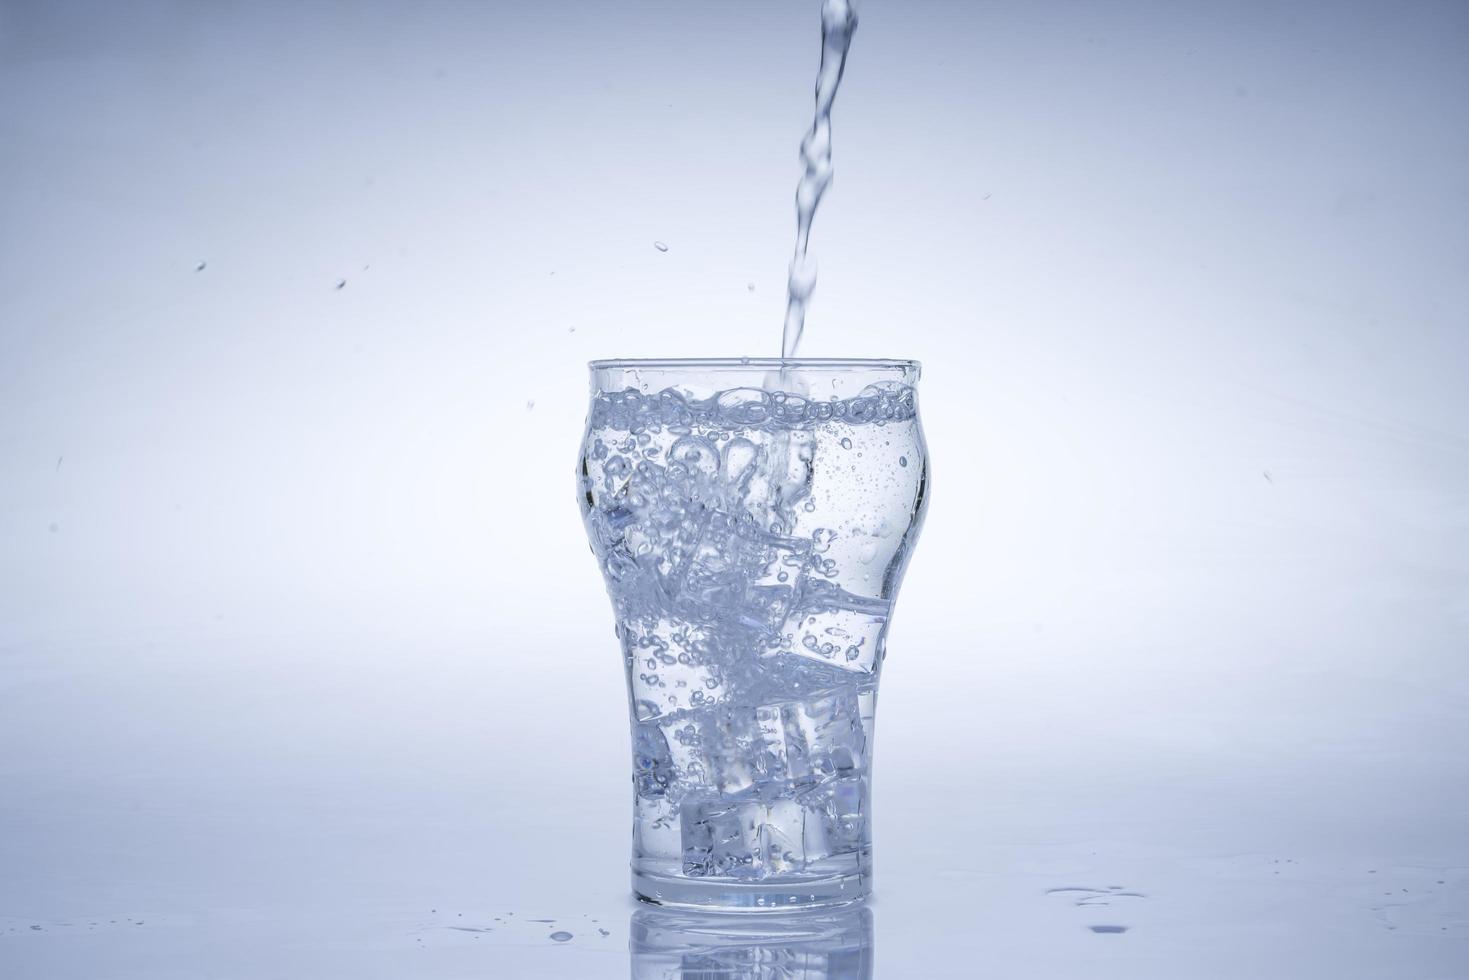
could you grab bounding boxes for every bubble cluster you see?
[591,384,917,434]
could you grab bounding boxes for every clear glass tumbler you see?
[576,358,929,911]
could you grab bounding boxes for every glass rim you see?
[588,357,920,370]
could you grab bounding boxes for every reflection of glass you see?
[578,359,929,911]
[631,904,875,979]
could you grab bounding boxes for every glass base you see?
[633,864,871,913]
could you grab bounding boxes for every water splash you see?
[781,0,858,359]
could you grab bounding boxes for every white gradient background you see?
[2,0,1467,976]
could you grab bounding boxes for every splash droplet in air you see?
[654,241,669,252]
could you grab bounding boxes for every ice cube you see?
[791,689,865,777]
[632,722,675,799]
[680,796,832,879]
[697,709,757,795]
[755,688,866,783]
[681,799,766,878]
[776,581,890,674]
[633,795,680,863]
[740,532,812,634]
[762,797,826,874]
[658,706,759,795]
[799,774,869,855]
[661,689,865,795]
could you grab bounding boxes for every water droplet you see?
[568,326,577,333]
[194,261,207,272]
[653,241,669,252]
[334,278,347,290]
[899,456,908,467]
[840,437,853,450]
[550,930,573,942]
[1089,925,1128,934]
[598,928,610,936]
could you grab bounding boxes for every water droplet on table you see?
[653,241,669,252]
[550,930,573,942]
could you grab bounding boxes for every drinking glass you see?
[576,358,928,911]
